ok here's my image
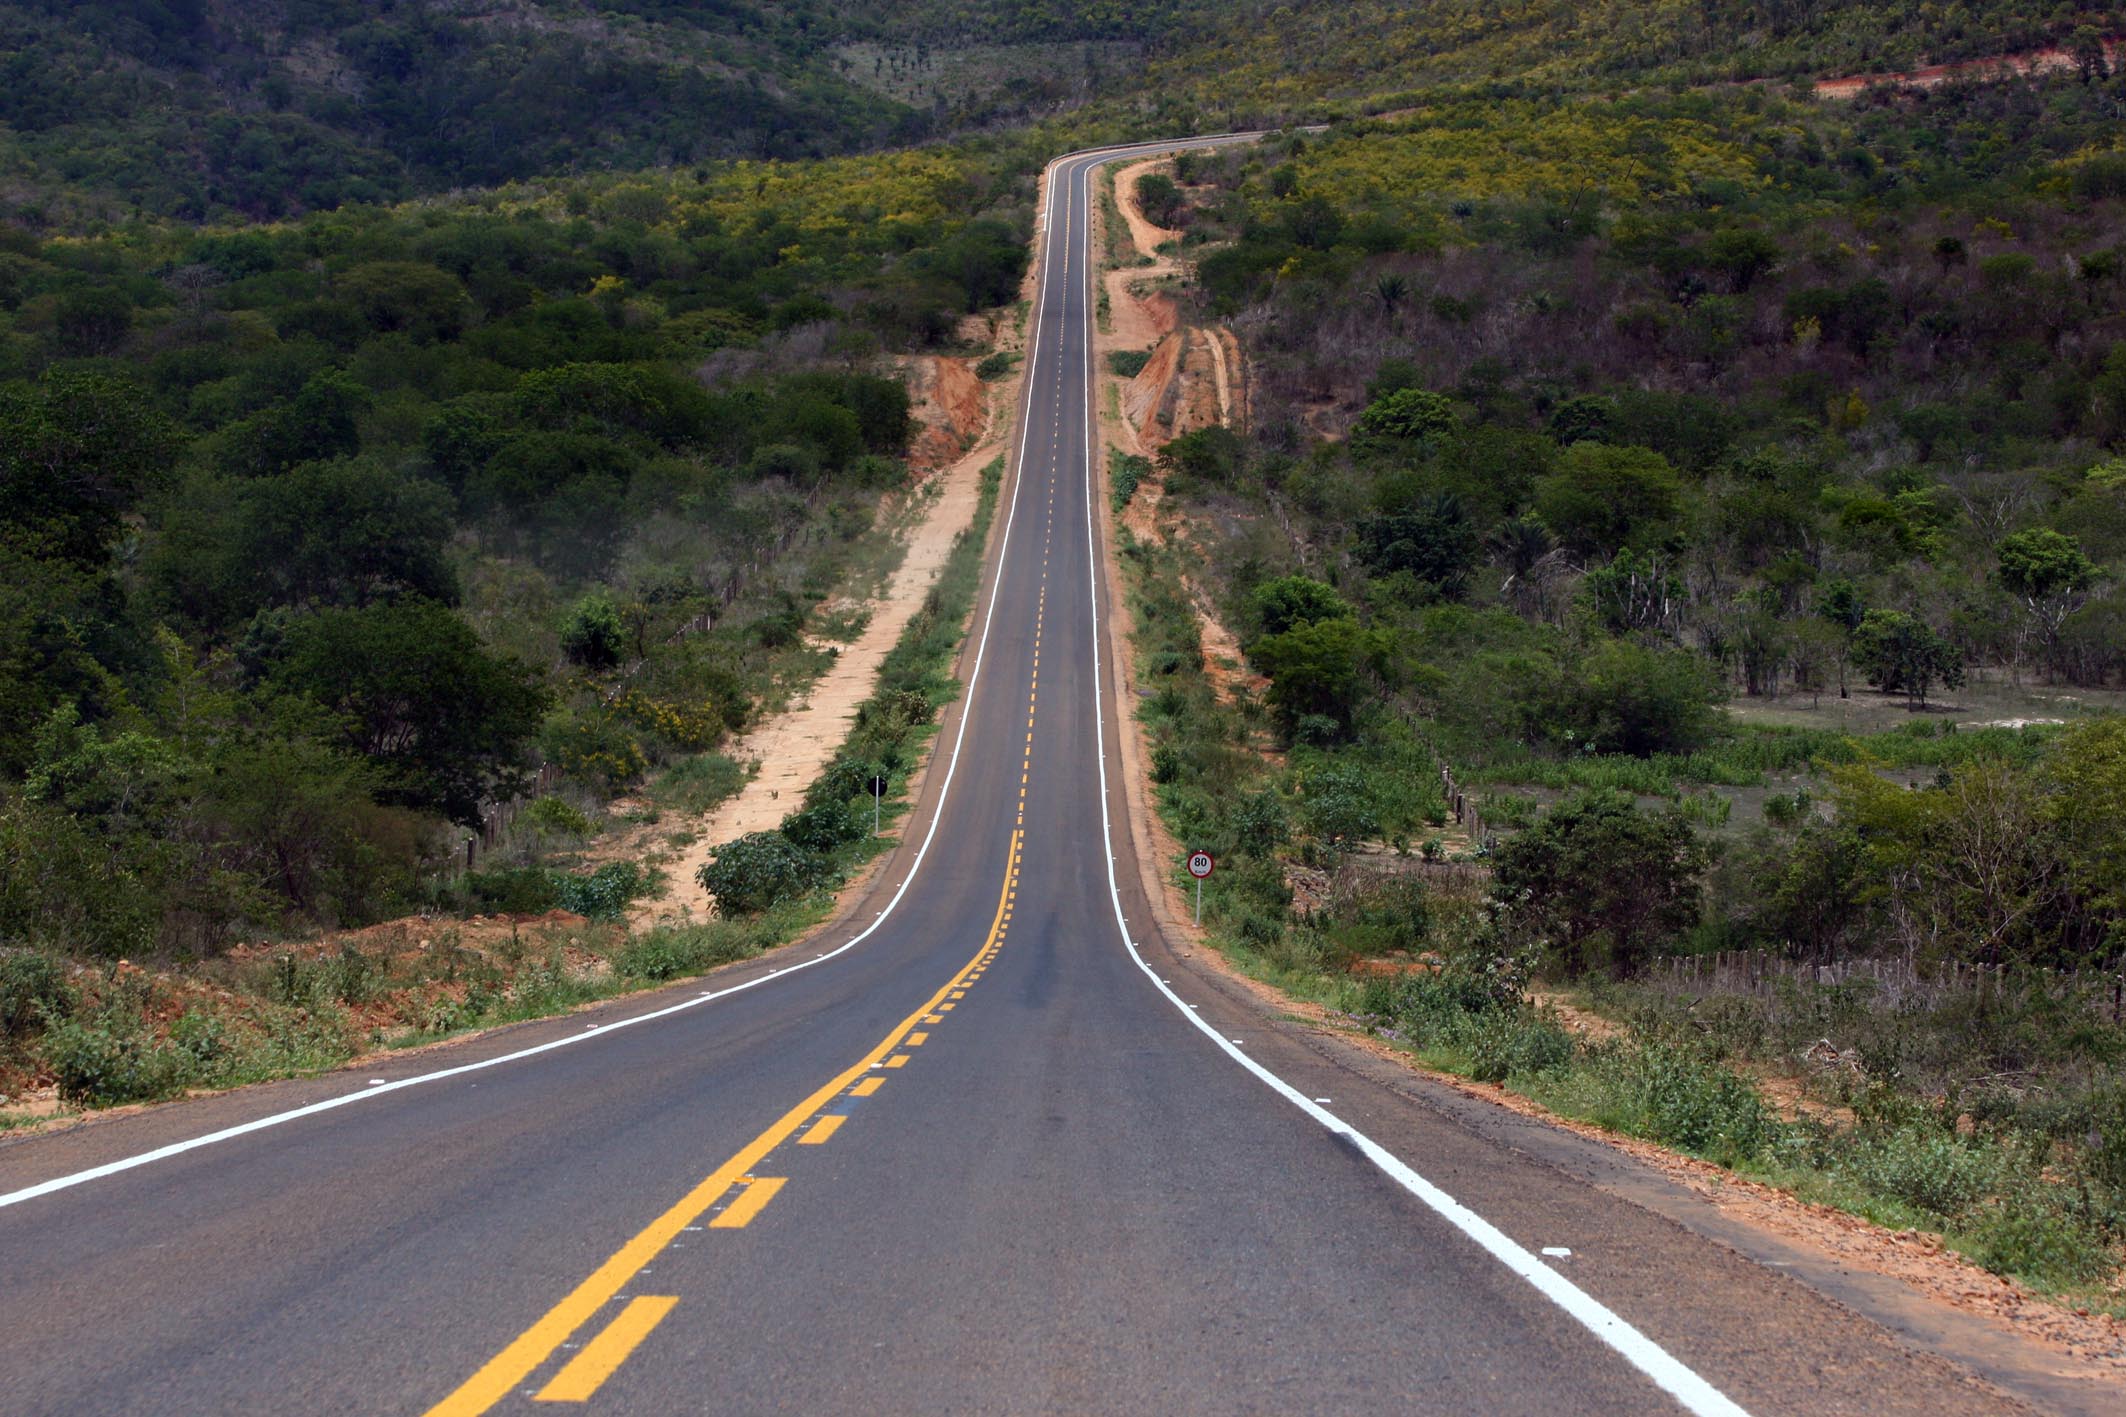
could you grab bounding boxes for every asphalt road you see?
[0,143,2068,1417]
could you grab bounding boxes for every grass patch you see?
[1361,967,2125,1306]
[646,751,750,816]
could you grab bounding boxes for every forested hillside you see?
[1155,0,2123,113]
[1,145,1031,969]
[1104,37,2126,1298]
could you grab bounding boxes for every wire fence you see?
[1651,946,2126,1022]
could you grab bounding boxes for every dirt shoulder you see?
[633,437,998,926]
[631,234,1043,924]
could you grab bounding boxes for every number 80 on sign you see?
[1187,851,1214,879]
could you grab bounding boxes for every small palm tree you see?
[1372,273,1409,320]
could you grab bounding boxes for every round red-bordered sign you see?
[1187,851,1215,879]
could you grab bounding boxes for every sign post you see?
[870,775,888,835]
[1187,850,1214,926]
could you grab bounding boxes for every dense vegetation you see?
[0,0,1273,226]
[0,147,1031,979]
[1145,73,2126,953]
[1154,0,2124,112]
[1107,52,2126,1297]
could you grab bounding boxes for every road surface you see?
[0,142,2071,1416]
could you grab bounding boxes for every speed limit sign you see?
[1187,851,1213,926]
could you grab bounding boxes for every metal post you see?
[873,779,881,834]
[1194,875,1202,926]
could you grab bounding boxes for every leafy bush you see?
[1835,1118,2015,1220]
[1111,451,1150,509]
[1530,638,1724,758]
[44,1018,192,1106]
[0,949,74,1039]
[1970,1199,2117,1288]
[556,863,646,921]
[524,796,594,838]
[699,831,814,916]
[780,798,866,853]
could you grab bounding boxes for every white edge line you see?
[0,148,1084,1215]
[1070,150,1750,1417]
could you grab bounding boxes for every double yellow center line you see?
[425,830,1024,1415]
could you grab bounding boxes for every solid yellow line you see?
[707,1176,784,1229]
[532,1296,678,1403]
[423,829,1023,1417]
[797,1114,845,1146]
[851,1076,884,1097]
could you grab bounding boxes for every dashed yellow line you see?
[707,1176,785,1230]
[532,1296,678,1403]
[422,831,1025,1417]
[797,1115,845,1146]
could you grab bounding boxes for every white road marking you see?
[1068,150,1749,1417]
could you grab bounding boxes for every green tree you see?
[1156,425,1245,487]
[1283,194,1344,250]
[270,601,549,825]
[1547,395,1616,446]
[1997,528,2098,674]
[1135,171,1185,227]
[1533,443,1684,558]
[1579,549,1680,636]
[1531,637,1724,756]
[1355,493,1477,596]
[1702,227,1780,292]
[1299,764,1379,851]
[1832,759,2066,965]
[1492,790,1707,976]
[52,286,134,356]
[0,371,179,569]
[1355,387,1455,441]
[1251,616,1385,739]
[336,261,474,342]
[560,592,627,670]
[218,372,368,477]
[1250,575,1349,638]
[1851,609,1963,708]
[2046,717,2126,925]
